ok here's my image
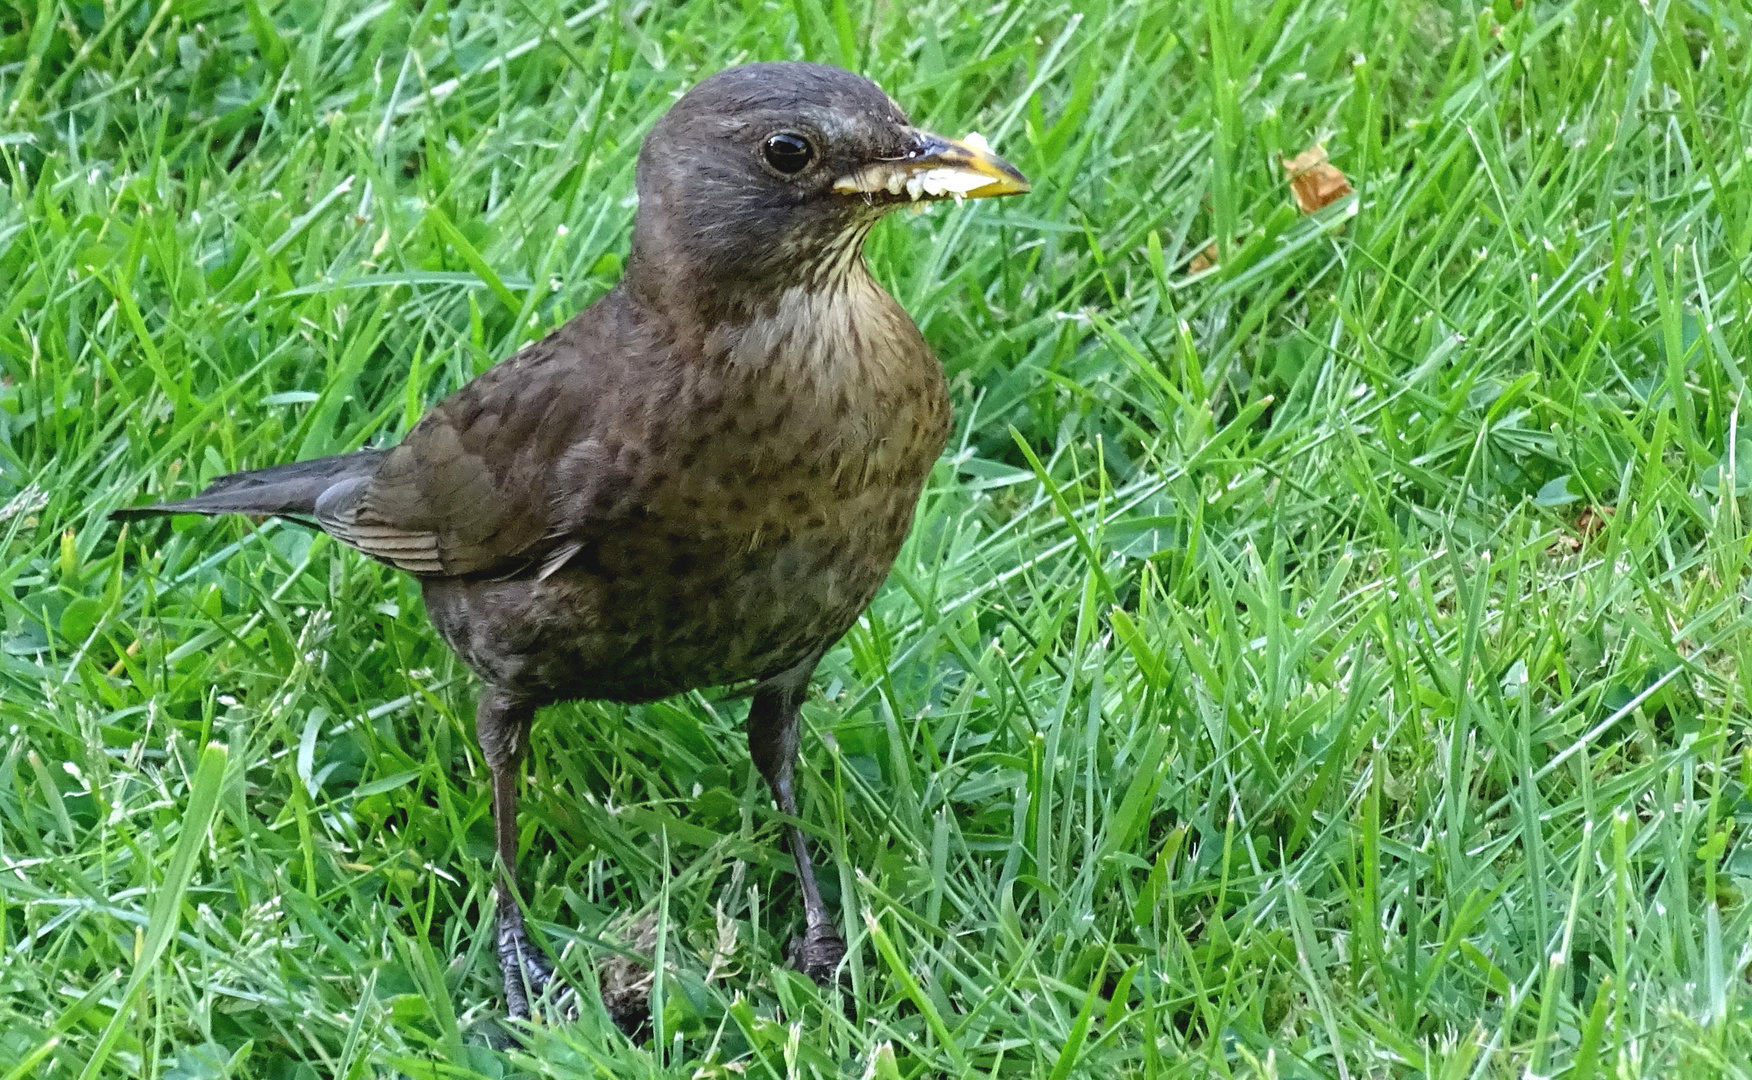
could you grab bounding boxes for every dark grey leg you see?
[747,665,846,983]
[477,687,563,1021]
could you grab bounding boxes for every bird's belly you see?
[421,486,919,705]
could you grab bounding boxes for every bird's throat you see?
[706,267,919,388]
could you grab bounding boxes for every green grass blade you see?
[77,742,229,1080]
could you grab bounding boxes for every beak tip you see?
[981,167,1030,198]
[943,137,1032,200]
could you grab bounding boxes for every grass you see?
[3,0,1752,1074]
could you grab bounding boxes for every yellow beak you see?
[833,131,1030,202]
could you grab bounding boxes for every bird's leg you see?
[477,688,564,1021]
[747,668,846,984]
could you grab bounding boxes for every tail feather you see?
[112,450,388,520]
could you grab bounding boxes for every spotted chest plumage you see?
[422,267,950,704]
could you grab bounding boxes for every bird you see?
[114,60,1028,1024]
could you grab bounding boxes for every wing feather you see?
[307,321,626,579]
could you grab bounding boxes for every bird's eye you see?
[762,132,815,174]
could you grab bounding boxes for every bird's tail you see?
[111,450,387,519]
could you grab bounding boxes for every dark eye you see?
[762,132,814,174]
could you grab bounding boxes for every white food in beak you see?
[914,168,1004,195]
[835,163,1014,199]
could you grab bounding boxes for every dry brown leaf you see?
[1187,241,1219,274]
[1547,505,1615,557]
[1577,505,1615,540]
[598,911,659,1035]
[1282,144,1353,214]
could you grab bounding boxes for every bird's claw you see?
[499,916,577,1024]
[786,922,848,986]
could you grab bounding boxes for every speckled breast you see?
[423,282,951,707]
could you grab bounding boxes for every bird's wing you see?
[317,329,618,578]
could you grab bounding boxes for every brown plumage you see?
[115,60,1027,1024]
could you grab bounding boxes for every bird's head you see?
[627,61,1028,321]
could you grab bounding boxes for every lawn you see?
[3,0,1752,1075]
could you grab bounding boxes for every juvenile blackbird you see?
[115,61,1028,1021]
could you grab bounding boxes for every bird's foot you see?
[786,921,848,986]
[499,915,576,1025]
